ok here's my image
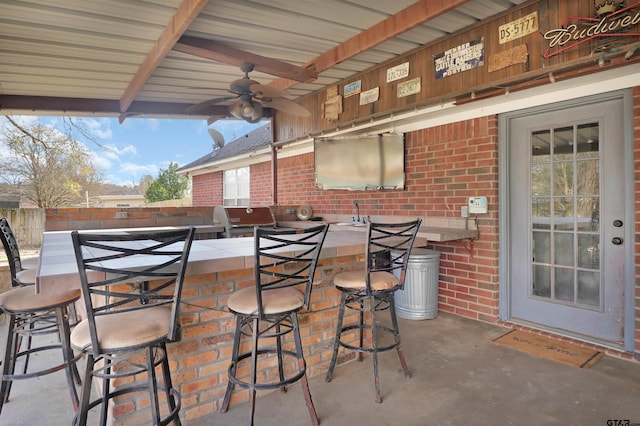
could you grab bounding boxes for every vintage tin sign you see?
[434,38,484,79]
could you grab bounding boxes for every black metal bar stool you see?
[0,287,82,417]
[325,219,422,403]
[0,218,82,419]
[70,227,195,426]
[0,218,39,287]
[221,224,329,426]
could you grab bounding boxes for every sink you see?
[334,222,366,227]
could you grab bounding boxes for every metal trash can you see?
[394,248,440,320]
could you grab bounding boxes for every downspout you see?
[270,120,278,205]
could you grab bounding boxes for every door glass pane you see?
[576,160,599,195]
[555,268,574,302]
[554,197,574,231]
[532,198,551,229]
[532,129,551,161]
[532,265,551,297]
[576,123,599,158]
[577,234,600,269]
[577,197,599,232]
[554,233,573,266]
[529,121,601,309]
[577,271,600,307]
[553,126,574,161]
[553,162,574,196]
[532,231,551,263]
[532,163,551,195]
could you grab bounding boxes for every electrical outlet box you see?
[468,196,488,214]
[461,205,469,218]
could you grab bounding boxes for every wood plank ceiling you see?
[0,0,528,122]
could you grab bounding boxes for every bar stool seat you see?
[0,287,80,311]
[0,287,81,417]
[334,270,398,291]
[70,305,172,350]
[227,286,305,315]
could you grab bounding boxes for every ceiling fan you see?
[187,62,310,123]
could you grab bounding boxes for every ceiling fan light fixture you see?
[241,102,255,117]
[249,102,262,120]
[229,99,244,119]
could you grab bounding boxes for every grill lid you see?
[214,206,275,228]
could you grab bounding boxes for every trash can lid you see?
[407,248,440,260]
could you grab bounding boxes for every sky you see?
[1,115,266,187]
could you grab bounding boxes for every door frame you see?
[498,89,635,351]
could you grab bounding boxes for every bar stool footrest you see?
[228,348,306,391]
[336,323,400,353]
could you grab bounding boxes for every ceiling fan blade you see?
[186,95,238,113]
[249,83,289,99]
[265,97,310,117]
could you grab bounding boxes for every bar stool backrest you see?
[365,219,422,293]
[0,218,25,287]
[254,224,329,319]
[71,227,195,356]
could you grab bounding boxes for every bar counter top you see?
[36,224,477,295]
[36,229,372,294]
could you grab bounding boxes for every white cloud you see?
[101,144,137,161]
[81,118,112,139]
[90,151,112,172]
[119,162,158,177]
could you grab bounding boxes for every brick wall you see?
[250,161,274,205]
[191,163,274,207]
[44,207,215,231]
[275,117,500,323]
[192,173,223,207]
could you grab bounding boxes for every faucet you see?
[354,202,360,223]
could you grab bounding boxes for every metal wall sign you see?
[434,38,484,79]
[343,80,361,98]
[543,1,640,58]
[359,87,379,105]
[397,78,421,98]
[499,12,538,44]
[386,62,410,82]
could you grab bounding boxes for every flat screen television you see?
[314,133,405,190]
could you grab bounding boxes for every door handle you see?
[611,237,623,245]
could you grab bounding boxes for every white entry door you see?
[502,92,631,346]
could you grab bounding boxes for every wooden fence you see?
[0,208,45,248]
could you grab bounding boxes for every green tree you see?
[144,162,189,203]
[0,117,103,207]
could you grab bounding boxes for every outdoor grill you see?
[213,206,276,238]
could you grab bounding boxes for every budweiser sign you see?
[543,1,640,58]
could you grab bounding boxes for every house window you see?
[223,167,250,206]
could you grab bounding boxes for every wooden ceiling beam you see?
[174,36,318,82]
[118,0,210,122]
[0,95,227,117]
[268,0,473,90]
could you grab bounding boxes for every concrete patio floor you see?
[2,312,640,425]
